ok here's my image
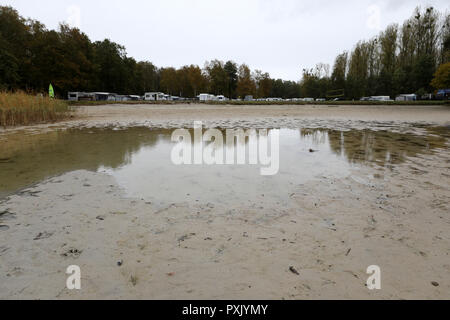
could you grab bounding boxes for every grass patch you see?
[0,92,70,127]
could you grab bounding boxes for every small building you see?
[396,94,417,101]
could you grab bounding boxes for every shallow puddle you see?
[0,126,448,207]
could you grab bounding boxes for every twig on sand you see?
[289,266,300,275]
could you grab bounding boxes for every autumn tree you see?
[185,65,207,97]
[236,64,256,98]
[135,61,158,93]
[205,60,228,96]
[254,70,272,98]
[346,41,371,98]
[331,52,348,91]
[441,14,450,63]
[160,67,179,95]
[224,61,238,98]
[431,62,450,89]
[0,6,29,89]
[375,25,397,96]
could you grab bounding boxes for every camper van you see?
[396,94,417,101]
[216,95,228,102]
[144,92,166,101]
[67,92,94,101]
[369,96,393,102]
[90,92,118,101]
[198,94,216,102]
[128,95,141,101]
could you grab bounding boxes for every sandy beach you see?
[0,104,449,300]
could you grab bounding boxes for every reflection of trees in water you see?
[299,129,329,146]
[0,127,172,194]
[59,127,172,170]
[301,128,447,166]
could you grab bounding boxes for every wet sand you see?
[0,104,449,300]
[1,103,449,133]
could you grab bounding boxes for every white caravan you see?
[198,94,216,102]
[396,94,417,101]
[144,92,166,101]
[369,96,393,102]
[216,95,228,102]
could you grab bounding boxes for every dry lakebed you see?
[0,103,449,299]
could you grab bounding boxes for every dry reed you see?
[0,91,69,127]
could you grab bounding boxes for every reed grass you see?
[0,91,69,127]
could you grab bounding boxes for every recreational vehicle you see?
[128,95,141,101]
[216,95,228,102]
[369,96,393,102]
[198,94,216,102]
[396,94,417,102]
[144,92,166,101]
[67,92,94,101]
[91,92,118,101]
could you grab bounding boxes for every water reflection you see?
[0,128,171,196]
[302,128,448,167]
[0,126,448,200]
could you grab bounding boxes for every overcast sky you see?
[2,0,449,80]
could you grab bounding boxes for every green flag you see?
[49,84,55,98]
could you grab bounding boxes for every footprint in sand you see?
[33,231,54,240]
[61,247,83,258]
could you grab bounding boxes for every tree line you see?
[302,6,450,99]
[0,6,449,100]
[0,6,301,99]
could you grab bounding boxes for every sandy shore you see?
[1,104,449,133]
[73,103,450,124]
[0,104,449,299]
